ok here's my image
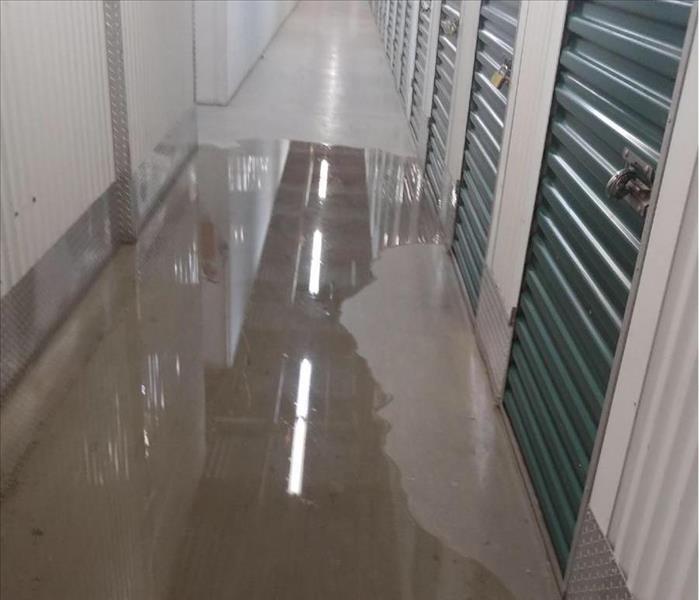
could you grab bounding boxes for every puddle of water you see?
[0,140,551,599]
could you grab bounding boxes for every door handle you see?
[605,148,654,217]
[490,60,512,90]
[441,17,459,36]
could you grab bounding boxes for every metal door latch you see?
[605,147,654,217]
[490,60,512,90]
[441,17,459,36]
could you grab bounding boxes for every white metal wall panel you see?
[609,171,698,600]
[121,0,194,171]
[195,1,297,105]
[0,0,115,297]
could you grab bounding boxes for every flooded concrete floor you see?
[0,141,558,599]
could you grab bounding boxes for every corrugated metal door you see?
[379,1,388,43]
[502,0,693,571]
[409,1,433,143]
[391,0,405,80]
[398,0,415,103]
[423,0,461,209]
[386,1,397,60]
[451,0,520,309]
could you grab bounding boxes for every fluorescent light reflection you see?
[308,229,323,295]
[288,358,312,495]
[318,159,329,199]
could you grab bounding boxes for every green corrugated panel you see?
[424,1,461,211]
[452,0,520,309]
[503,0,692,570]
[409,1,433,142]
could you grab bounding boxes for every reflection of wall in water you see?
[73,169,206,598]
[197,141,290,368]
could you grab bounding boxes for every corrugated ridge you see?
[409,1,432,142]
[424,0,461,209]
[120,1,194,172]
[399,0,414,102]
[0,1,114,296]
[610,190,697,600]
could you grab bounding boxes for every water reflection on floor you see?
[0,141,558,599]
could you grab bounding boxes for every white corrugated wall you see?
[121,0,194,171]
[0,0,115,297]
[608,167,698,600]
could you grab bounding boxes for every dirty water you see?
[0,141,557,599]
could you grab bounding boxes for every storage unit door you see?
[409,1,433,143]
[386,1,397,58]
[399,0,416,106]
[391,0,405,80]
[452,0,520,310]
[423,0,461,209]
[380,2,388,43]
[502,0,693,571]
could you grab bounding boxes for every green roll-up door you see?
[503,0,692,570]
[399,0,415,104]
[391,0,404,77]
[409,1,433,143]
[423,0,461,210]
[452,0,520,309]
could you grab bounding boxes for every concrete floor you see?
[0,2,559,599]
[197,1,416,156]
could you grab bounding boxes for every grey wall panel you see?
[0,1,115,296]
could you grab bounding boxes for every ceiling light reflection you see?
[308,229,323,295]
[318,158,329,199]
[288,358,313,495]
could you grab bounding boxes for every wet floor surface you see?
[0,141,558,599]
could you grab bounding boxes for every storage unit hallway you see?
[1,2,696,600]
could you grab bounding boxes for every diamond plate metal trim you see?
[0,189,116,396]
[1,2,196,396]
[475,266,513,400]
[104,0,197,240]
[565,509,631,600]
[103,0,136,243]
